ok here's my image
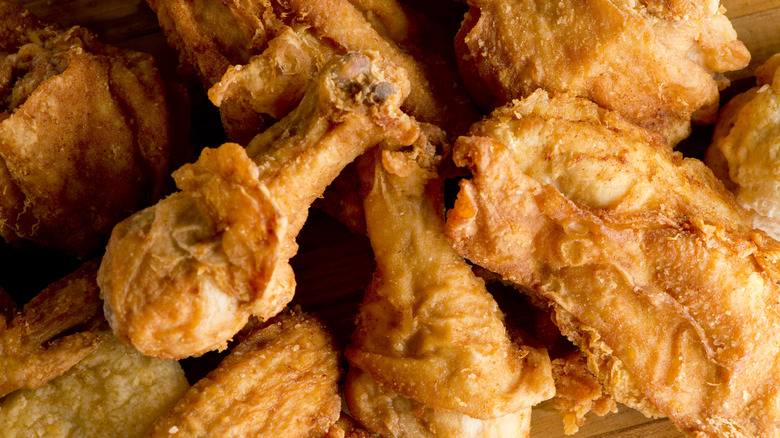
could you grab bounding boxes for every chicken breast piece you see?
[445,90,780,437]
[455,0,750,145]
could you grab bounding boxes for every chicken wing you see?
[705,53,780,239]
[445,90,780,436]
[0,330,189,438]
[454,0,750,145]
[98,51,419,359]
[0,0,185,256]
[345,144,554,437]
[0,259,104,398]
[146,308,341,437]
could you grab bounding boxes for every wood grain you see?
[3,0,778,436]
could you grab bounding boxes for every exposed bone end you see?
[99,144,285,359]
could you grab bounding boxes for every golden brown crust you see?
[0,259,105,398]
[146,308,342,438]
[705,53,780,239]
[99,52,419,359]
[345,145,553,436]
[0,331,189,438]
[345,368,533,438]
[149,0,479,142]
[455,0,750,146]
[0,1,182,256]
[445,90,780,436]
[551,353,617,435]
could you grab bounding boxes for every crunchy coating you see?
[0,260,104,398]
[445,91,780,437]
[0,331,189,438]
[146,308,342,437]
[551,353,617,435]
[454,0,750,145]
[705,53,780,239]
[98,52,419,359]
[345,368,533,438]
[148,0,478,143]
[345,145,554,437]
[0,0,181,256]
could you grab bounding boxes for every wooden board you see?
[4,0,780,436]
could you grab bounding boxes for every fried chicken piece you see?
[0,259,105,398]
[705,53,780,239]
[445,90,780,437]
[0,0,184,257]
[148,0,478,143]
[455,0,750,146]
[0,330,189,438]
[344,145,554,437]
[345,369,533,438]
[146,308,341,437]
[98,51,419,359]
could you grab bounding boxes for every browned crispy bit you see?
[0,259,105,398]
[551,352,617,435]
[146,307,342,437]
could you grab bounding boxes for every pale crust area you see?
[454,0,750,146]
[705,53,780,240]
[0,0,178,256]
[146,308,341,438]
[0,260,104,398]
[98,52,419,359]
[0,331,189,438]
[345,145,554,437]
[445,91,780,437]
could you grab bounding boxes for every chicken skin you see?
[148,0,478,143]
[0,0,184,256]
[146,308,341,437]
[705,53,780,240]
[446,91,780,437]
[98,52,419,359]
[454,0,750,145]
[345,143,554,437]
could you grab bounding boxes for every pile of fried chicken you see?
[3,0,780,436]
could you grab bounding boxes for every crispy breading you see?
[146,308,341,437]
[345,368,533,438]
[345,145,554,437]
[705,53,780,239]
[98,52,419,359]
[0,331,189,438]
[445,90,780,436]
[551,353,616,435]
[454,0,750,145]
[0,260,104,398]
[0,0,183,256]
[148,0,478,143]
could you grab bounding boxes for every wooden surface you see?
[4,0,780,437]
